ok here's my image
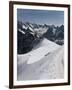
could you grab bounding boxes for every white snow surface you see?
[18,29,25,34]
[27,38,60,64]
[17,38,64,80]
[22,25,28,30]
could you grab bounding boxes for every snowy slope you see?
[32,38,60,50]
[17,38,64,80]
[27,38,60,64]
[18,38,60,64]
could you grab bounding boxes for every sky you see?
[17,9,64,26]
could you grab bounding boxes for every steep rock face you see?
[17,30,34,54]
[43,25,64,45]
[55,25,64,45]
[55,25,64,39]
[43,27,55,41]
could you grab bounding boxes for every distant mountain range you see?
[17,21,64,54]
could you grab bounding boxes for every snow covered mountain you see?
[17,21,48,54]
[17,21,64,80]
[17,21,64,54]
[17,38,64,80]
[43,25,64,45]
